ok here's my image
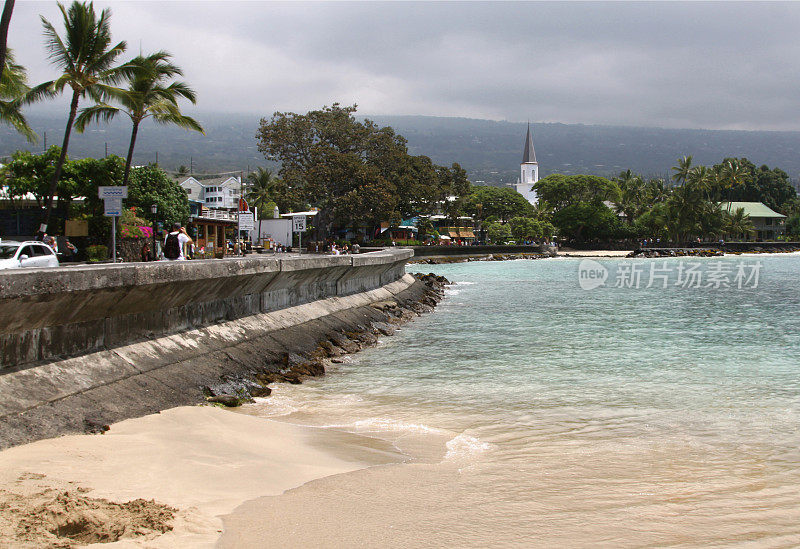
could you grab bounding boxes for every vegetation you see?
[0,50,44,142]
[256,103,471,240]
[38,0,128,232]
[74,51,203,187]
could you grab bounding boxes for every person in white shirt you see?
[163,223,193,260]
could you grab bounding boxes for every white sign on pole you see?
[103,197,122,217]
[98,186,128,199]
[292,215,306,233]
[238,212,255,231]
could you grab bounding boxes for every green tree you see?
[786,215,800,240]
[3,147,63,208]
[246,167,278,238]
[464,186,534,222]
[74,51,203,187]
[611,169,647,223]
[552,202,621,242]
[38,0,127,232]
[534,174,620,210]
[126,164,189,226]
[486,221,511,244]
[257,103,447,239]
[671,155,693,186]
[417,217,434,241]
[725,207,755,240]
[246,166,304,214]
[508,216,542,241]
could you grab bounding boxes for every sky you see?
[9,1,800,131]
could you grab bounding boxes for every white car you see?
[0,240,60,269]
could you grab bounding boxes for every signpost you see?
[238,211,255,231]
[99,186,127,262]
[292,215,306,253]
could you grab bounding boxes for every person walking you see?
[163,223,193,261]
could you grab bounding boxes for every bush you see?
[86,244,108,262]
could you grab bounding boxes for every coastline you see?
[0,272,449,547]
[0,406,404,548]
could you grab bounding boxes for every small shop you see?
[188,214,238,258]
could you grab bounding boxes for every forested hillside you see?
[4,111,800,186]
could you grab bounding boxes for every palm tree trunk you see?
[122,120,139,186]
[0,0,15,84]
[42,89,79,234]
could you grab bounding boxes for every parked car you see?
[0,240,60,269]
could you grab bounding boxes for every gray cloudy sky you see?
[9,1,800,130]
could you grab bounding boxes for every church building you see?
[514,123,539,205]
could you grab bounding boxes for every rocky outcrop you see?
[198,273,449,406]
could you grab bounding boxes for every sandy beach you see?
[0,406,403,548]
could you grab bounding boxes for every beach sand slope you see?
[0,406,401,548]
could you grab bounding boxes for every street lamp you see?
[150,203,158,260]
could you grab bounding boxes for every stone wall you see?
[0,250,412,371]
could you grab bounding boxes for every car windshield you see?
[0,244,20,259]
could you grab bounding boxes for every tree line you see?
[531,157,800,244]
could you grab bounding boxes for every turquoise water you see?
[252,255,800,547]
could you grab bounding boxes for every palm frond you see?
[0,99,38,142]
[74,103,121,132]
[152,111,204,134]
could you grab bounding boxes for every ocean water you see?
[241,255,800,547]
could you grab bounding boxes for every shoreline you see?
[0,273,449,547]
[412,247,800,264]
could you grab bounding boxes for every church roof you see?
[522,123,537,164]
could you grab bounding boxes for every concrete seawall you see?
[0,250,446,448]
[0,250,411,370]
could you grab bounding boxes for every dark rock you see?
[83,418,110,434]
[250,386,272,398]
[206,394,243,407]
[372,322,396,336]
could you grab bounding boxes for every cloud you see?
[9,1,800,130]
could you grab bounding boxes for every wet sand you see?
[0,406,403,548]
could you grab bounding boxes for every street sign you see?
[238,211,255,231]
[103,197,122,217]
[98,186,128,199]
[292,215,306,233]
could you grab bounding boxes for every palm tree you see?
[38,0,127,233]
[686,165,711,198]
[671,155,693,186]
[246,168,277,239]
[613,169,646,223]
[74,51,203,187]
[726,207,754,240]
[721,159,747,208]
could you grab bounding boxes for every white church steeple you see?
[515,123,539,205]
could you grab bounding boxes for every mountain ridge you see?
[3,112,800,186]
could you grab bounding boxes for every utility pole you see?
[155,151,158,165]
[43,131,46,151]
[104,142,108,158]
[190,156,193,174]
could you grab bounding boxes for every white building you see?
[514,123,539,205]
[178,176,242,210]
